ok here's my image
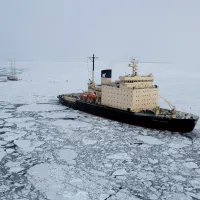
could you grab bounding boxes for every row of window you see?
[135,90,157,93]
[121,80,153,83]
[135,94,157,97]
[103,90,130,94]
[104,99,130,104]
[135,102,156,107]
[107,103,131,106]
[136,99,156,102]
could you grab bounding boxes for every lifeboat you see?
[87,93,97,99]
[81,93,88,99]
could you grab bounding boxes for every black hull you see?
[57,95,197,133]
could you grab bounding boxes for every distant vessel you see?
[57,54,199,133]
[7,60,19,81]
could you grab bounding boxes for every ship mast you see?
[88,54,98,83]
[128,58,138,76]
[14,61,16,77]
[11,60,13,76]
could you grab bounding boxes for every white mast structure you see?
[128,58,138,76]
[88,54,98,84]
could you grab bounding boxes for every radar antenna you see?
[128,58,138,76]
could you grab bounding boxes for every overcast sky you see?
[0,0,200,67]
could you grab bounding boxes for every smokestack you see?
[101,69,112,85]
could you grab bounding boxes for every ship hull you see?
[57,95,198,133]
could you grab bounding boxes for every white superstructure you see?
[86,58,159,112]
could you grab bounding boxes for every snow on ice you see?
[0,61,200,199]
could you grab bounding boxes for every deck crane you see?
[159,95,177,117]
[159,95,175,109]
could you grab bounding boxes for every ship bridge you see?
[119,75,154,89]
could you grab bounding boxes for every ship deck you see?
[60,94,199,121]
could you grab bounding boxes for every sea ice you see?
[168,137,192,149]
[135,135,164,145]
[137,171,155,181]
[4,122,15,127]
[27,163,90,200]
[16,121,35,128]
[106,153,131,160]
[5,161,24,173]
[4,105,16,109]
[69,178,83,187]
[62,190,90,200]
[0,128,11,133]
[172,175,186,182]
[40,110,82,119]
[148,158,158,164]
[183,162,199,169]
[0,148,6,161]
[17,103,65,112]
[5,117,33,123]
[0,140,7,146]
[149,193,159,200]
[104,163,112,168]
[0,185,10,193]
[2,131,27,141]
[14,139,44,152]
[189,179,200,188]
[169,143,190,149]
[161,192,193,200]
[6,148,15,153]
[90,169,106,177]
[115,189,140,200]
[51,119,91,129]
[112,169,128,176]
[82,138,97,145]
[0,112,12,119]
[186,192,200,200]
[99,193,111,200]
[58,149,77,164]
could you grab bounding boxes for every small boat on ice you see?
[7,61,19,81]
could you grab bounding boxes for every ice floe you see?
[14,139,44,152]
[1,131,27,141]
[89,169,106,177]
[5,117,33,123]
[112,169,127,176]
[135,135,164,145]
[148,158,158,164]
[17,103,65,112]
[0,148,6,161]
[0,112,13,119]
[106,153,131,160]
[51,119,91,130]
[82,138,97,145]
[172,175,186,182]
[186,192,200,200]
[40,110,82,119]
[189,179,200,188]
[58,149,77,164]
[27,163,90,200]
[0,120,4,125]
[0,185,10,193]
[5,161,24,173]
[183,162,199,169]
